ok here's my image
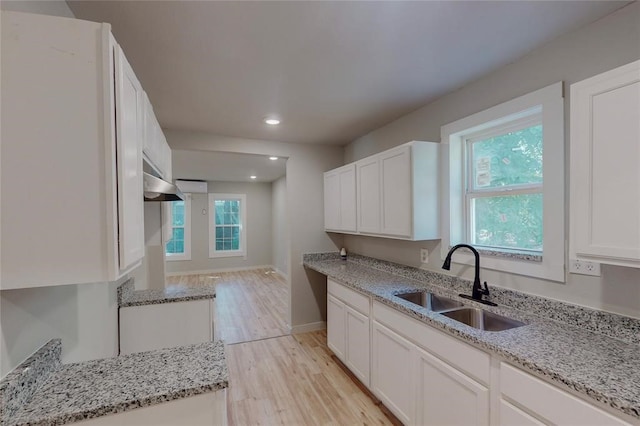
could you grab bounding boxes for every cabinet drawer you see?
[500,363,629,425]
[499,399,545,426]
[373,301,490,384]
[328,279,369,315]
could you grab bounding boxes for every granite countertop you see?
[1,340,228,426]
[118,279,216,307]
[304,253,640,420]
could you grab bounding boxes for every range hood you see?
[143,172,184,202]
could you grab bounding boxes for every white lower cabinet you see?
[415,346,489,426]
[499,399,545,426]
[345,306,370,384]
[327,281,633,426]
[326,279,370,386]
[119,299,214,355]
[500,362,631,426]
[327,294,346,360]
[77,389,227,425]
[371,322,415,425]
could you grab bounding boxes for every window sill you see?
[442,248,563,282]
[464,246,542,263]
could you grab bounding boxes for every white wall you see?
[165,181,274,274]
[272,175,288,277]
[343,2,640,319]
[165,130,344,330]
[0,0,120,378]
[1,0,74,18]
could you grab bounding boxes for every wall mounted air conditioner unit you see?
[175,179,208,194]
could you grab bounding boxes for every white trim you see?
[291,321,327,334]
[164,196,192,261]
[273,267,289,280]
[208,193,247,259]
[165,265,274,276]
[441,82,565,282]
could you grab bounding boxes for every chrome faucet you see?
[442,244,497,306]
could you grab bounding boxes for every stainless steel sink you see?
[395,291,464,312]
[441,308,525,332]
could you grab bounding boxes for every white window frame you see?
[164,195,192,261]
[465,113,543,252]
[441,82,564,282]
[208,193,247,259]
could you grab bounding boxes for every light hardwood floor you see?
[226,330,394,426]
[167,269,394,425]
[167,268,290,344]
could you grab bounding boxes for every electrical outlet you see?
[420,248,429,264]
[569,259,601,276]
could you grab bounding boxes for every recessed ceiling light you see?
[250,175,257,179]
[269,156,278,161]
[264,118,280,126]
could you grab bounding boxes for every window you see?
[165,197,191,261]
[466,115,543,252]
[441,82,564,282]
[209,193,247,258]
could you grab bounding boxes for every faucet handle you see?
[482,281,490,296]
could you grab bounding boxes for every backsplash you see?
[303,252,640,346]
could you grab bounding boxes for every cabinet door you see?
[357,156,381,234]
[160,133,173,182]
[372,321,414,425]
[327,294,346,361]
[415,346,489,426]
[324,171,340,231]
[142,92,155,161]
[114,46,145,271]
[380,146,412,237]
[338,165,357,232]
[345,305,370,386]
[571,60,640,265]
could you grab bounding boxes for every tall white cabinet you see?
[0,11,149,289]
[570,60,640,268]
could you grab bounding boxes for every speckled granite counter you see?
[0,339,228,426]
[304,252,640,420]
[118,278,216,307]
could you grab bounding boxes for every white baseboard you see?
[273,267,289,280]
[165,265,275,277]
[290,321,327,334]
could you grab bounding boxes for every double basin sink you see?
[395,291,525,332]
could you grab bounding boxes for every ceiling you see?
[68,1,629,146]
[172,150,286,183]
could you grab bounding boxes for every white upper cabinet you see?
[0,11,149,289]
[379,145,412,237]
[570,60,640,267]
[324,164,357,232]
[356,155,381,234]
[142,92,173,181]
[115,46,145,272]
[327,141,440,240]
